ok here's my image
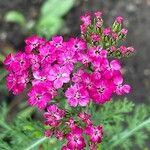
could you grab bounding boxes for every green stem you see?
[110,118,150,148]
[25,137,48,150]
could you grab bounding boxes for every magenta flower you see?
[94,11,102,18]
[4,53,15,71]
[44,104,65,127]
[4,52,30,73]
[61,146,71,150]
[72,69,84,83]
[103,27,112,36]
[121,28,128,35]
[91,34,101,42]
[113,72,131,95]
[44,129,53,137]
[88,46,107,60]
[66,118,76,129]
[80,13,91,26]
[6,71,29,95]
[90,79,115,104]
[65,84,90,107]
[103,59,121,79]
[78,112,92,125]
[68,38,87,52]
[55,130,64,140]
[115,16,123,24]
[50,36,64,48]
[28,84,52,110]
[25,35,45,53]
[66,126,86,150]
[48,65,70,89]
[85,125,103,143]
[58,50,76,71]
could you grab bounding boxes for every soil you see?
[0,0,150,103]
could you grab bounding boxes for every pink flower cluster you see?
[4,11,134,149]
[44,108,103,150]
[4,33,131,109]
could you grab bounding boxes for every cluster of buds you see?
[4,11,134,150]
[80,12,135,58]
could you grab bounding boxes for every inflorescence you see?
[4,11,134,150]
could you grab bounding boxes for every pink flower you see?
[121,28,128,35]
[113,72,131,95]
[48,65,70,89]
[28,84,52,109]
[91,34,101,42]
[55,130,64,140]
[85,125,103,143]
[92,58,108,72]
[72,69,84,83]
[66,118,76,129]
[25,35,45,53]
[65,84,90,107]
[115,16,123,24]
[50,36,63,48]
[58,50,76,71]
[61,146,71,150]
[29,54,42,71]
[81,72,94,90]
[4,52,30,73]
[77,53,90,67]
[94,11,102,18]
[78,112,92,125]
[90,79,115,104]
[103,27,112,36]
[44,129,53,137]
[67,38,87,52]
[4,53,15,71]
[120,45,128,55]
[80,13,91,26]
[88,46,107,60]
[6,71,29,95]
[90,143,97,150]
[127,46,135,52]
[66,126,86,150]
[80,24,87,34]
[112,32,118,40]
[44,104,65,127]
[103,59,121,79]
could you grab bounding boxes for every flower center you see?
[97,87,105,93]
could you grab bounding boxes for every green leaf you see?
[110,117,150,148]
[36,15,63,39]
[41,0,75,17]
[4,11,26,26]
[17,107,35,118]
[25,137,48,150]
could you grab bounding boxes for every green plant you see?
[4,0,75,39]
[0,99,150,150]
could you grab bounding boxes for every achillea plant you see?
[2,11,150,150]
